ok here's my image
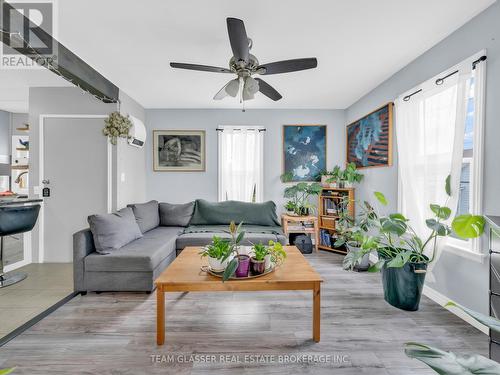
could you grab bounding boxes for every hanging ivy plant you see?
[103,112,132,145]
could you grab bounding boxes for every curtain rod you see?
[403,55,487,102]
[216,128,266,132]
[472,55,487,70]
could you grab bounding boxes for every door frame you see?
[37,114,112,263]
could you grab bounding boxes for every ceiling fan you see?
[170,17,318,102]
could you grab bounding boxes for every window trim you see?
[444,52,486,254]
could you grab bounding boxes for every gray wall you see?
[115,91,147,209]
[0,110,10,161]
[11,113,29,137]
[145,109,346,212]
[345,2,500,314]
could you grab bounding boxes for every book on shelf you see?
[323,198,339,216]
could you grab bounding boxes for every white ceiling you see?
[0,0,496,112]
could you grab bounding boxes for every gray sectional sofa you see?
[73,199,287,293]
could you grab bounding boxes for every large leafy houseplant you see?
[405,302,500,374]
[344,176,485,310]
[281,173,322,216]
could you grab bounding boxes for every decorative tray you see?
[200,265,276,280]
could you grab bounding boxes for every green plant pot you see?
[381,262,427,311]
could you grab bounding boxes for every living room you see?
[0,0,499,374]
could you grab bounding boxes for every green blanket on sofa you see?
[183,225,283,235]
[189,199,281,227]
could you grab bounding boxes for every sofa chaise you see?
[73,199,287,293]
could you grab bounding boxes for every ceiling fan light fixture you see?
[242,76,259,101]
[225,79,240,97]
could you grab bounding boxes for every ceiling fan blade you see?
[227,18,249,64]
[170,62,232,73]
[255,78,282,101]
[258,58,317,75]
[213,81,231,100]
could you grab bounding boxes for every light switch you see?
[120,173,126,182]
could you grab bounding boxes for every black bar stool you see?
[0,204,41,288]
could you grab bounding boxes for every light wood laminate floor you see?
[0,263,73,337]
[0,252,489,374]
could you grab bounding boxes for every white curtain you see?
[396,70,469,281]
[218,126,264,202]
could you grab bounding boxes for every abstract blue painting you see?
[346,103,393,168]
[283,125,326,181]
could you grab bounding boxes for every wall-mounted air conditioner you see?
[127,115,146,148]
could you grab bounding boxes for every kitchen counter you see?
[0,197,43,206]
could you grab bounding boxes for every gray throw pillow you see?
[128,200,160,233]
[88,207,143,254]
[159,202,195,227]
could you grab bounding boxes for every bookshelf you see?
[318,187,355,254]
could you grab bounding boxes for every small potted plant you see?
[199,236,232,272]
[341,162,363,188]
[267,240,287,267]
[321,166,342,188]
[334,196,371,271]
[250,243,268,275]
[284,201,298,216]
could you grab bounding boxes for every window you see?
[396,51,486,254]
[217,126,264,202]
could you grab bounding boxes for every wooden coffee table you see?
[155,246,323,345]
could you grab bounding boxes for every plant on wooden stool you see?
[281,173,322,216]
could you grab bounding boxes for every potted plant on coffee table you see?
[199,236,232,272]
[250,243,268,275]
[343,176,485,311]
[249,240,288,275]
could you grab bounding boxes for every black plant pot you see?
[296,207,309,216]
[381,262,427,311]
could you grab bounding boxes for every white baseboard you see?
[423,285,489,335]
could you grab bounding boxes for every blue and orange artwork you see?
[283,125,326,181]
[347,103,393,168]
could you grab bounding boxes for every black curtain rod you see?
[435,70,458,85]
[216,128,266,132]
[472,55,487,70]
[403,89,422,102]
[403,55,487,102]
